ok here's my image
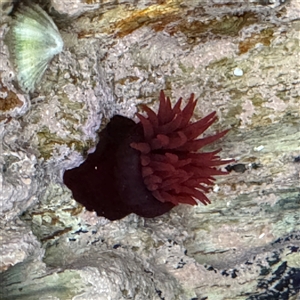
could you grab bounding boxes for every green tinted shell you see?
[7,3,64,92]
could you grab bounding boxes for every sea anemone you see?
[63,91,233,221]
[6,3,64,92]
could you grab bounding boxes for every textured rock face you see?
[0,0,299,299]
[0,219,44,272]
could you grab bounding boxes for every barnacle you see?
[63,91,233,220]
[6,3,64,92]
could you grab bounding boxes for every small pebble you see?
[254,145,264,152]
[233,68,243,77]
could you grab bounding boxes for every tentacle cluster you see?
[130,90,232,206]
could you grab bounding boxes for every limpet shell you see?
[7,3,64,92]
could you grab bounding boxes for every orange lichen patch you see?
[149,12,179,32]
[76,2,180,39]
[40,227,73,242]
[239,28,274,54]
[172,12,258,38]
[84,0,99,3]
[78,3,258,40]
[0,86,23,111]
[114,4,180,38]
[62,205,84,216]
[116,76,140,85]
[114,9,257,38]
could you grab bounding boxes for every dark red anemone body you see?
[63,91,232,221]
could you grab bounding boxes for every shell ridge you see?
[7,3,64,92]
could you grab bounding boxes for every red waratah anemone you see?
[63,91,233,221]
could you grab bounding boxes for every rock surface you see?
[0,0,299,299]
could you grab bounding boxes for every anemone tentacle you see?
[131,90,233,206]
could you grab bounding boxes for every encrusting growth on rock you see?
[63,91,233,220]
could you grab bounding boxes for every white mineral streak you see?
[0,0,299,299]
